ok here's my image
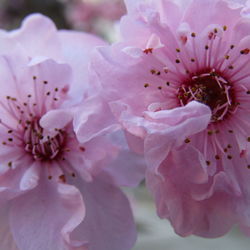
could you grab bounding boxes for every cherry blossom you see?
[91,0,250,237]
[0,14,139,250]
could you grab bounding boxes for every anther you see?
[215,155,220,160]
[59,174,66,183]
[207,130,213,136]
[143,48,153,54]
[240,48,250,55]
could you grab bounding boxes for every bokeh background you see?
[0,0,125,41]
[1,0,250,249]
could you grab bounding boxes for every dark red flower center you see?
[177,70,237,122]
[23,119,67,161]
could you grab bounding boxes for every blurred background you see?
[0,0,125,41]
[1,0,250,249]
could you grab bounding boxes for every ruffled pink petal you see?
[74,95,120,143]
[154,0,183,30]
[110,101,211,171]
[147,152,237,237]
[9,14,63,61]
[70,174,137,250]
[58,30,106,100]
[104,131,146,187]
[184,0,242,33]
[0,54,29,102]
[231,18,250,43]
[9,175,86,250]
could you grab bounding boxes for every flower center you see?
[23,119,67,161]
[177,70,236,122]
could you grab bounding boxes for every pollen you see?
[177,71,236,123]
[240,48,250,55]
[143,48,153,54]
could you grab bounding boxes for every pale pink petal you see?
[184,0,241,32]
[40,109,74,131]
[19,162,40,191]
[10,176,86,250]
[104,131,146,187]
[58,30,106,100]
[74,95,120,143]
[0,203,18,250]
[9,14,63,61]
[71,174,137,250]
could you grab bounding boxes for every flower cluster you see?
[2,0,250,249]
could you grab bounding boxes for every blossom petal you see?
[19,162,40,191]
[184,0,241,32]
[0,203,18,250]
[70,174,137,250]
[9,14,62,61]
[40,109,74,131]
[58,30,106,100]
[10,176,86,250]
[104,131,146,187]
[74,96,120,143]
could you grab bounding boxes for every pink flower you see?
[91,0,250,238]
[0,14,138,250]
